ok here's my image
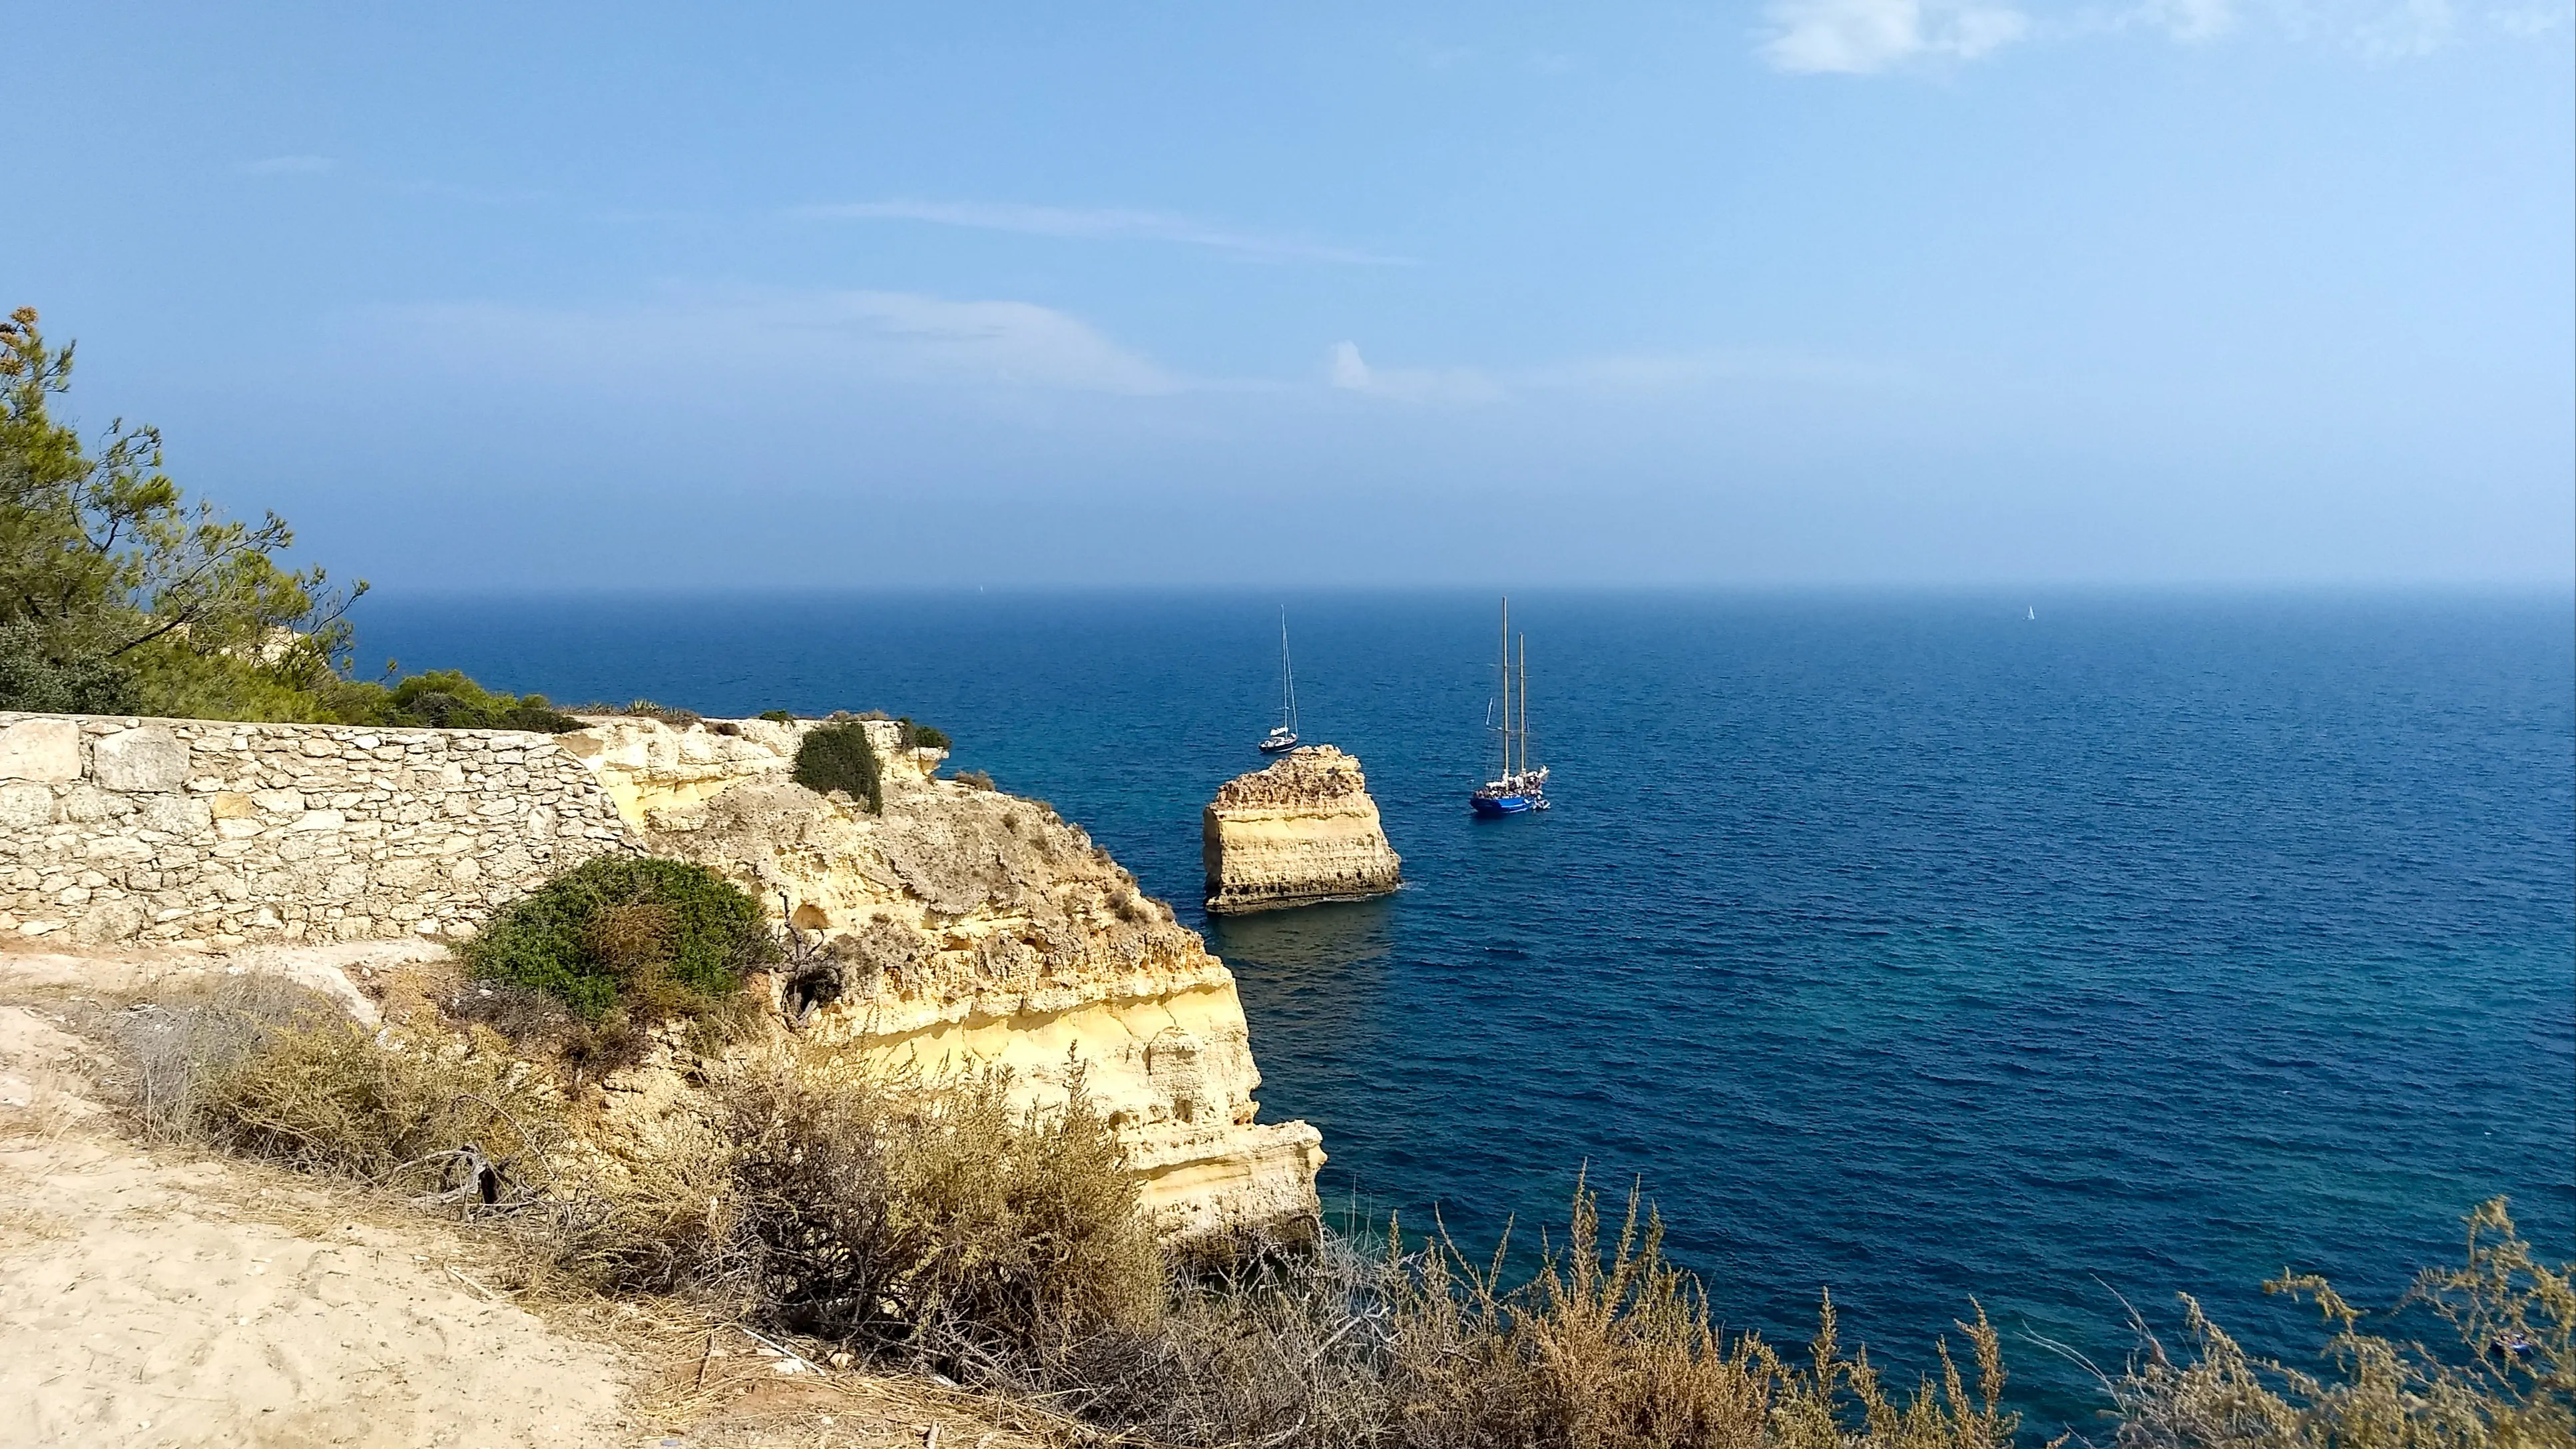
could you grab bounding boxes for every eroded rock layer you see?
[1201,745,1404,915]
[566,715,1326,1241]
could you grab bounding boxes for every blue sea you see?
[362,589,2575,1432]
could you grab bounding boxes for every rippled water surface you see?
[364,589,2575,1430]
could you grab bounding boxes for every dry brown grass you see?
[85,972,2563,1449]
[721,1058,1164,1375]
[1015,1171,2023,1449]
[2105,1199,2573,1449]
[106,974,571,1209]
[1381,1174,1777,1449]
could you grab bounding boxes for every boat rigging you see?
[1471,597,1549,816]
[1258,607,1300,753]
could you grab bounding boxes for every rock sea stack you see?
[1202,744,1404,915]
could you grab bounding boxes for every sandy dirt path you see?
[0,944,1062,1449]
[0,1002,633,1447]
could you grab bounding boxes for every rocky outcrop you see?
[565,715,1326,1242]
[1202,746,1403,915]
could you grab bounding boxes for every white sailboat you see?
[1258,609,1300,752]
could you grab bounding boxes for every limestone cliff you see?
[1202,745,1403,915]
[564,715,1325,1241]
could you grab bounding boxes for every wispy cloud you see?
[2348,0,2460,55]
[794,199,1412,266]
[383,286,1188,396]
[2127,0,2240,41]
[1326,342,1890,407]
[1762,0,2565,71]
[2486,0,2574,36]
[1327,342,1509,406]
[1760,0,2031,73]
[239,154,336,176]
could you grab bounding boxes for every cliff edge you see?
[567,715,1326,1243]
[1202,745,1403,916]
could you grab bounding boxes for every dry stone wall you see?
[0,713,637,948]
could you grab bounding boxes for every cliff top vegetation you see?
[0,306,567,726]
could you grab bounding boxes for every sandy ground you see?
[0,944,1054,1449]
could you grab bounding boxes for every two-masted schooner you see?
[1471,597,1548,816]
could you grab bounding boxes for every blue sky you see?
[9,2,2570,588]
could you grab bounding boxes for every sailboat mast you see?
[1517,633,1527,776]
[1279,609,1298,735]
[1499,597,1513,778]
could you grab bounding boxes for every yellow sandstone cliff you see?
[1202,745,1404,915]
[561,715,1325,1241]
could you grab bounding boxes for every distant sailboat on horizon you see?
[1471,597,1549,816]
[1257,608,1300,753]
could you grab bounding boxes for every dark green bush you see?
[320,669,583,732]
[757,709,798,723]
[898,717,951,750]
[0,621,141,713]
[461,856,778,1021]
[794,719,884,812]
[618,699,701,727]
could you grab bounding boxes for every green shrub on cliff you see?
[461,856,778,1022]
[319,669,583,732]
[795,719,884,812]
[898,717,950,750]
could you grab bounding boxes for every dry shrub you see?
[105,973,330,1139]
[105,974,567,1209]
[722,1060,1162,1375]
[548,1109,750,1298]
[201,1014,565,1198]
[1769,1293,2015,1449]
[2107,1198,2573,1449]
[1054,1173,2019,1449]
[1045,1229,1396,1446]
[1382,1173,1780,1449]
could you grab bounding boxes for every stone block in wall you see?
[0,718,81,782]
[73,898,145,944]
[93,726,190,791]
[139,795,212,835]
[0,783,53,829]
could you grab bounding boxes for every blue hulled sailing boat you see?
[1471,597,1548,816]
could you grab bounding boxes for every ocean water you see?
[360,589,2575,1431]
